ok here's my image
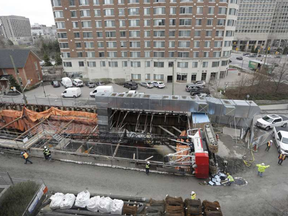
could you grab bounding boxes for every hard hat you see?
[191,191,195,195]
[147,161,150,164]
[262,163,265,166]
[227,173,230,176]
[44,146,47,149]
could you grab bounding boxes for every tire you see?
[282,123,287,128]
[73,95,76,98]
[265,126,270,131]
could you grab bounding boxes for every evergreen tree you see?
[8,75,21,92]
[55,53,62,66]
[43,53,52,66]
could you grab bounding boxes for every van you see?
[62,87,81,98]
[73,78,84,87]
[61,77,73,88]
[90,86,114,97]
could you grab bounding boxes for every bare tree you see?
[271,63,288,93]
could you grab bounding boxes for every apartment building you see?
[0,16,32,45]
[234,0,288,51]
[51,0,238,83]
[31,23,57,42]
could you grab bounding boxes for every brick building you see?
[0,49,42,89]
[51,0,238,83]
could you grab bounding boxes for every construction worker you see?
[43,146,51,160]
[278,153,286,165]
[225,173,234,186]
[265,140,272,151]
[256,163,270,177]
[21,151,33,164]
[146,161,150,175]
[191,191,196,200]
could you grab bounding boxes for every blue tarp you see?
[192,113,210,124]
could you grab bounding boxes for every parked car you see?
[140,82,154,88]
[256,114,288,131]
[185,85,202,92]
[275,55,281,58]
[61,77,73,88]
[95,81,105,86]
[236,56,243,60]
[243,53,250,56]
[90,86,114,97]
[124,81,138,90]
[273,127,288,154]
[73,78,84,87]
[249,54,257,57]
[152,81,165,89]
[51,80,60,88]
[193,81,206,86]
[62,87,81,98]
[190,88,210,96]
[86,82,96,88]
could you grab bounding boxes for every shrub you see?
[114,78,126,85]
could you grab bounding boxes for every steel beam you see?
[135,112,141,131]
[172,126,182,134]
[118,111,129,129]
[13,118,47,141]
[149,114,154,133]
[158,126,177,138]
[0,117,21,130]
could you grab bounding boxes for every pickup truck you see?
[273,127,288,155]
[256,114,288,131]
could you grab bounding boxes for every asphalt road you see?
[1,145,288,216]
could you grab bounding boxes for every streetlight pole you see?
[10,55,28,105]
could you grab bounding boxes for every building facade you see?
[31,23,57,42]
[234,0,288,52]
[51,0,238,83]
[0,16,32,45]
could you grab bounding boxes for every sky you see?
[0,0,55,26]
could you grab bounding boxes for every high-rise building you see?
[51,0,238,83]
[31,23,57,42]
[234,0,288,52]
[0,16,32,45]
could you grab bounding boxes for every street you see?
[1,134,288,216]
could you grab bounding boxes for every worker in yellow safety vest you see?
[256,163,269,177]
[191,191,196,200]
[146,161,150,175]
[226,173,234,186]
[278,154,286,165]
[21,151,33,164]
[265,140,273,152]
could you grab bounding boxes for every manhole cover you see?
[234,177,248,186]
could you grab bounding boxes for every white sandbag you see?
[75,190,90,208]
[50,193,64,209]
[98,197,113,213]
[60,193,76,209]
[111,199,124,215]
[87,196,101,212]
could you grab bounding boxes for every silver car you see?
[140,82,154,88]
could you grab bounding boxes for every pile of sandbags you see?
[87,196,124,214]
[202,200,223,216]
[50,193,76,210]
[184,199,202,216]
[75,190,90,208]
[145,199,165,216]
[165,196,184,216]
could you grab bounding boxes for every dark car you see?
[96,81,105,86]
[185,85,202,92]
[236,56,243,60]
[51,80,60,88]
[190,88,210,96]
[124,81,138,90]
[243,53,250,56]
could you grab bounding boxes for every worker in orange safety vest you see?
[278,153,286,165]
[265,140,273,152]
[21,151,33,164]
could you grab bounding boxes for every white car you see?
[152,81,165,89]
[256,114,288,131]
[73,78,84,87]
[273,128,288,155]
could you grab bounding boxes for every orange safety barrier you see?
[0,107,98,134]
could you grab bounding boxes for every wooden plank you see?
[0,117,21,130]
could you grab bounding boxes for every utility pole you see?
[172,60,175,95]
[10,55,28,105]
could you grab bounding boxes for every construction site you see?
[1,92,278,216]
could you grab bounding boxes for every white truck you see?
[273,127,288,155]
[62,87,81,98]
[256,114,288,131]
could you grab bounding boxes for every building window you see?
[83,32,93,38]
[193,41,200,48]
[154,74,164,81]
[154,52,165,57]
[192,62,198,68]
[56,22,65,29]
[211,72,217,80]
[204,41,211,48]
[63,62,72,67]
[73,32,80,38]
[214,41,222,48]
[86,52,95,57]
[75,42,82,48]
[177,62,188,68]
[87,61,96,67]
[221,60,228,66]
[82,21,92,28]
[196,7,203,14]
[154,19,165,26]
[60,43,69,48]
[119,9,125,16]
[169,31,176,37]
[122,61,128,67]
[201,73,207,81]
[144,31,150,37]
[154,41,165,48]
[202,62,208,68]
[84,42,94,48]
[96,21,102,28]
[77,52,83,57]
[177,73,187,82]
[144,8,150,15]
[93,0,100,4]
[121,51,128,57]
[99,52,105,57]
[34,62,38,70]
[193,52,199,58]
[212,62,220,67]
[153,7,165,15]
[130,52,141,57]
[72,21,79,28]
[97,42,104,48]
[131,61,141,67]
[170,7,176,14]
[104,9,114,16]
[104,0,114,4]
[179,19,192,26]
[191,74,197,81]
[168,62,174,67]
[52,0,61,7]
[145,74,150,80]
[215,31,224,37]
[106,31,116,37]
[154,62,164,67]
[208,7,214,15]
[145,61,151,67]
[54,11,64,18]
[129,0,139,3]
[204,52,209,57]
[71,11,77,17]
[107,42,117,48]
[62,52,70,58]
[58,33,67,38]
[129,8,140,15]
[95,9,101,16]
[145,51,150,57]
[69,0,75,6]
[79,0,89,5]
[206,31,212,37]
[207,19,213,26]
[195,19,202,26]
[80,10,90,17]
[169,52,174,57]
[131,74,141,80]
[169,19,176,26]
[217,19,225,26]
[129,31,140,37]
[108,52,117,57]
[179,41,190,48]
[100,61,106,67]
[109,61,118,67]
[129,20,140,27]
[218,7,227,15]
[120,31,126,37]
[105,20,116,27]
[180,7,192,14]
[213,52,221,57]
[194,31,201,37]
[178,52,189,58]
